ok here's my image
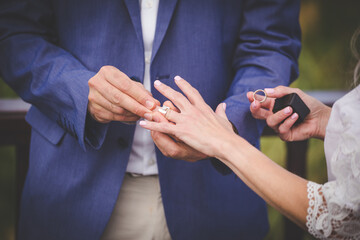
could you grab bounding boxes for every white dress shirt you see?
[126,0,159,175]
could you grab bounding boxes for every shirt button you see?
[145,0,153,8]
[145,56,151,64]
[149,158,156,165]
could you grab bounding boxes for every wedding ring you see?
[253,89,267,103]
[158,106,170,116]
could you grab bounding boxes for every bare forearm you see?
[215,134,309,228]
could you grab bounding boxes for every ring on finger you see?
[253,89,267,103]
[158,106,172,120]
[158,106,170,114]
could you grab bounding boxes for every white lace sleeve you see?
[305,88,360,239]
[306,180,360,239]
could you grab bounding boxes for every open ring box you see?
[272,93,310,125]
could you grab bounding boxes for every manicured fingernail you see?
[146,100,154,109]
[284,106,291,114]
[222,103,226,111]
[139,121,147,126]
[265,88,275,94]
[291,113,298,119]
[144,113,152,121]
[154,80,162,86]
[174,75,182,81]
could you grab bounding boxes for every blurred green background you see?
[0,1,359,239]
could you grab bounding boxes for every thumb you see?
[215,103,228,120]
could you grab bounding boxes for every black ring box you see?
[272,93,310,124]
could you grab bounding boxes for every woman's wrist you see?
[213,132,247,162]
[314,106,332,140]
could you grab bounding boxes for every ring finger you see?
[158,106,182,123]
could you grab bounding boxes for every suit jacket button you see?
[117,138,128,148]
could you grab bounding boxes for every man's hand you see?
[88,66,159,123]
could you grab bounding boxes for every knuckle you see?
[88,78,95,88]
[168,148,180,157]
[88,76,101,89]
[89,105,98,115]
[102,111,113,120]
[109,102,119,112]
[100,65,113,73]
[293,87,300,93]
[115,107,126,115]
[113,115,126,122]
[88,93,95,103]
[174,92,182,99]
[101,66,120,80]
[138,94,148,105]
[133,107,143,116]
[118,79,132,92]
[112,92,122,104]
[278,127,287,135]
[192,88,200,95]
[276,85,286,92]
[93,108,103,118]
[151,131,159,141]
[163,151,171,158]
[96,117,108,124]
[266,118,275,128]
[99,66,108,75]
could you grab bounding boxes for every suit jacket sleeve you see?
[0,0,108,151]
[212,0,301,174]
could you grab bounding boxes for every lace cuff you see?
[306,181,360,239]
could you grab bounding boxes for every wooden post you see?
[285,140,308,240]
[0,99,31,239]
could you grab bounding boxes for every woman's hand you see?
[247,86,331,141]
[139,76,236,159]
[149,103,209,162]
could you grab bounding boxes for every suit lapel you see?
[123,0,144,51]
[152,0,179,61]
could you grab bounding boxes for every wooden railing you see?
[0,91,346,239]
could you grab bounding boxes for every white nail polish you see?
[265,88,275,94]
[154,80,162,86]
[139,121,147,126]
[174,76,182,81]
[284,106,291,114]
[291,113,298,119]
[144,113,152,120]
[145,101,154,109]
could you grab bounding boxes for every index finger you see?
[264,86,303,99]
[247,91,274,110]
[249,99,273,120]
[103,67,158,110]
[173,76,206,107]
[153,80,192,111]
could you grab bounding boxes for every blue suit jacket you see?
[0,0,301,239]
